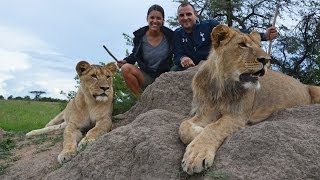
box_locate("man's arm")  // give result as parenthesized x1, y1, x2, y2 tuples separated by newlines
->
(173, 30, 185, 68)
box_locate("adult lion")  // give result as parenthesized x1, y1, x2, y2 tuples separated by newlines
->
(179, 25, 320, 174)
(26, 60, 117, 164)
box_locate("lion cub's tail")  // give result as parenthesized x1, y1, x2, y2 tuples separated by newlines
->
(308, 85, 320, 104)
(25, 111, 66, 137)
(26, 122, 66, 137)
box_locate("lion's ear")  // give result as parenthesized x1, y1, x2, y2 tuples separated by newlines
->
(76, 61, 91, 76)
(249, 31, 261, 45)
(105, 63, 117, 75)
(211, 25, 234, 49)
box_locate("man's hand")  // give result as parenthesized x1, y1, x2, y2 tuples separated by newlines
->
(117, 60, 127, 68)
(265, 26, 278, 41)
(181, 57, 195, 68)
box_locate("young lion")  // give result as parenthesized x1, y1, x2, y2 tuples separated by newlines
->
(26, 60, 117, 164)
(179, 25, 320, 174)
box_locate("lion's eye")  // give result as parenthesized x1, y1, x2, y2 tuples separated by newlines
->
(106, 75, 110, 78)
(239, 42, 247, 48)
(91, 74, 97, 79)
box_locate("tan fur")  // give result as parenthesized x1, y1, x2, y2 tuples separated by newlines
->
(26, 61, 117, 164)
(179, 25, 320, 174)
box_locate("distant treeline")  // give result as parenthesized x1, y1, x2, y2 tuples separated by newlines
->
(0, 95, 67, 103)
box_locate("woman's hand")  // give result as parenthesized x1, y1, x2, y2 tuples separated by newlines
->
(117, 60, 127, 68)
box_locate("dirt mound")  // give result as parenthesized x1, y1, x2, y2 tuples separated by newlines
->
(1, 67, 320, 180)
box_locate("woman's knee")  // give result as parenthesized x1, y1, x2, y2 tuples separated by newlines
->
(120, 64, 133, 74)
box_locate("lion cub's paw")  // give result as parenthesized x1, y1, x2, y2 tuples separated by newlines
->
(77, 138, 95, 152)
(58, 151, 77, 164)
(182, 141, 216, 175)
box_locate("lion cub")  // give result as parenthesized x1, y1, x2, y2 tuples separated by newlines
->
(26, 60, 117, 164)
(179, 25, 320, 174)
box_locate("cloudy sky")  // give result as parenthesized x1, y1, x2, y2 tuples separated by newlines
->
(0, 0, 179, 99)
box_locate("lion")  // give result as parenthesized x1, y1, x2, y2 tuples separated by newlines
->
(179, 25, 320, 174)
(26, 60, 117, 164)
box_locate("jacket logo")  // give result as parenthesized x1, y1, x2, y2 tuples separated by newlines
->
(200, 32, 205, 42)
(182, 38, 188, 43)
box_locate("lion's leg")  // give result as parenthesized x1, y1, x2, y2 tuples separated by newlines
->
(182, 115, 246, 175)
(179, 106, 219, 145)
(58, 124, 83, 164)
(309, 85, 320, 103)
(77, 117, 112, 151)
(45, 111, 65, 127)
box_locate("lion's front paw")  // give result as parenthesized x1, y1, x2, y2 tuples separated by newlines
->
(77, 138, 95, 152)
(58, 150, 77, 164)
(182, 141, 216, 175)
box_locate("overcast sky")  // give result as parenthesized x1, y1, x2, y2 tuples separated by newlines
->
(0, 0, 179, 99)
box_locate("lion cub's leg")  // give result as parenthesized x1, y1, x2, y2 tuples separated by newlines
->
(179, 106, 219, 145)
(58, 124, 83, 164)
(77, 117, 112, 151)
(182, 115, 246, 174)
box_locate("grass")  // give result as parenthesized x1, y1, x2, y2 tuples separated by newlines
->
(0, 136, 16, 175)
(0, 100, 62, 132)
(0, 138, 16, 159)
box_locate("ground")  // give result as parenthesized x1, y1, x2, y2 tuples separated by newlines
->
(0, 128, 63, 179)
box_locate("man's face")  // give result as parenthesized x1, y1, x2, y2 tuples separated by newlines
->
(177, 5, 197, 33)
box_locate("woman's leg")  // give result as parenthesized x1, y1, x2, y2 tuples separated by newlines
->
(120, 64, 144, 96)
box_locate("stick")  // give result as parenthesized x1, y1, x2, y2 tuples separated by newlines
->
(103, 45, 119, 63)
(266, 4, 280, 69)
(267, 5, 280, 56)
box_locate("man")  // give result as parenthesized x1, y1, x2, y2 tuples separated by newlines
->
(172, 2, 278, 70)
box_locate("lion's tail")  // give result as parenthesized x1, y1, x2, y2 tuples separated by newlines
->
(308, 85, 320, 104)
(26, 122, 66, 137)
(45, 110, 65, 127)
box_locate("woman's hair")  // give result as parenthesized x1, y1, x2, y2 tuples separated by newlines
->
(147, 4, 165, 18)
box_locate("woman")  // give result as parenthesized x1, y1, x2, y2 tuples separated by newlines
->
(117, 4, 174, 97)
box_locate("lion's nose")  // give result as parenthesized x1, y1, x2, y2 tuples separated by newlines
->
(257, 58, 268, 65)
(101, 86, 109, 91)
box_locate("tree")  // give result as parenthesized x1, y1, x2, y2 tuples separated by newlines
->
(0, 95, 4, 100)
(272, 12, 320, 85)
(23, 96, 31, 100)
(29, 91, 46, 100)
(112, 70, 137, 116)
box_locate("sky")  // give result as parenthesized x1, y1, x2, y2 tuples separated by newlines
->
(0, 0, 179, 100)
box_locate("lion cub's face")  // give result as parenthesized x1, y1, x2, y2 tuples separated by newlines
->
(76, 61, 117, 102)
(211, 25, 271, 89)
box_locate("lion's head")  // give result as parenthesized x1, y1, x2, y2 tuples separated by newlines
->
(209, 24, 270, 90)
(76, 61, 117, 102)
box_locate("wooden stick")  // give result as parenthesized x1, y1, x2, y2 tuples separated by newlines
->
(267, 5, 280, 56)
(103, 45, 119, 63)
(267, 4, 280, 68)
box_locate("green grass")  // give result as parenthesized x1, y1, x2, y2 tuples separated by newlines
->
(0, 100, 62, 132)
(0, 138, 16, 159)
